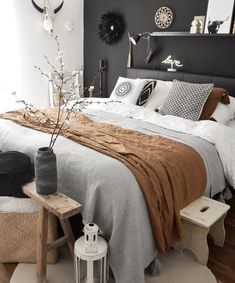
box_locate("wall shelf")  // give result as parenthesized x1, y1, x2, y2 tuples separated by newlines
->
(150, 31, 235, 37)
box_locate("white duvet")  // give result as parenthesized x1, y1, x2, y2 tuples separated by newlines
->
(74, 98, 235, 189)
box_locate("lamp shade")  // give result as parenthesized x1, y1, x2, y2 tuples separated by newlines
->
(130, 33, 142, 45)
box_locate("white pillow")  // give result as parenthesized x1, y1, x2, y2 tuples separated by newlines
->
(212, 96, 235, 124)
(110, 77, 149, 104)
(227, 119, 235, 129)
(144, 80, 173, 109)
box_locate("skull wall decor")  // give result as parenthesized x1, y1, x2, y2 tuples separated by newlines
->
(32, 0, 64, 35)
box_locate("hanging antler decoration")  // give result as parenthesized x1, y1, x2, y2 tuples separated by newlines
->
(32, 0, 64, 35)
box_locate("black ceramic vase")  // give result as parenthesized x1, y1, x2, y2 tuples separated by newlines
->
(34, 147, 57, 195)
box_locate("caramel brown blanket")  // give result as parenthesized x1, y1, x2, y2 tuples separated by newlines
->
(0, 109, 206, 253)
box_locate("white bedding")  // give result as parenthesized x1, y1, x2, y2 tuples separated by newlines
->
(76, 98, 235, 189)
(228, 119, 235, 129)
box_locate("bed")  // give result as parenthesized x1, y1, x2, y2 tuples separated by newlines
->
(1, 69, 235, 283)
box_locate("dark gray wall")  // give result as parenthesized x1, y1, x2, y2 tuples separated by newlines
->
(84, 0, 235, 97)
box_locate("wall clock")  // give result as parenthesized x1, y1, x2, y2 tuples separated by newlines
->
(155, 7, 173, 29)
(98, 12, 126, 45)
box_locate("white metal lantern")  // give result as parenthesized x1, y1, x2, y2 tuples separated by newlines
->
(74, 223, 109, 283)
(84, 223, 99, 253)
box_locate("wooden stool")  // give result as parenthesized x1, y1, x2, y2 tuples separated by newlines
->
(178, 196, 230, 265)
(23, 182, 82, 283)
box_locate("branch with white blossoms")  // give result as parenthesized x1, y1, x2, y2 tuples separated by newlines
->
(12, 92, 58, 129)
(14, 35, 121, 149)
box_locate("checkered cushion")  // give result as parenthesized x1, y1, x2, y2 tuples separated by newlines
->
(159, 80, 214, 121)
(137, 80, 157, 106)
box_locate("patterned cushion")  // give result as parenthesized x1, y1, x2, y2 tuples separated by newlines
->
(159, 80, 214, 121)
(137, 80, 157, 106)
(110, 77, 149, 104)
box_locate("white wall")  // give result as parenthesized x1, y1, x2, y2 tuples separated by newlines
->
(0, 0, 83, 109)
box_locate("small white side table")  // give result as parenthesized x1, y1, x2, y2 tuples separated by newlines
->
(74, 236, 109, 283)
(179, 196, 230, 265)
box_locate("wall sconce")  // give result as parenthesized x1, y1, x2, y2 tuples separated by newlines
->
(130, 32, 155, 64)
(130, 33, 148, 45)
(161, 55, 183, 72)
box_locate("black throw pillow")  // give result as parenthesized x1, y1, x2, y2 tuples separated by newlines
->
(137, 80, 157, 106)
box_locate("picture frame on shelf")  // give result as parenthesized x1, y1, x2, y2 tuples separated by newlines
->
(194, 16, 205, 34)
(232, 21, 235, 34)
(204, 0, 235, 34)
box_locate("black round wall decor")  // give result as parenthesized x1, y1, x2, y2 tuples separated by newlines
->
(98, 12, 126, 45)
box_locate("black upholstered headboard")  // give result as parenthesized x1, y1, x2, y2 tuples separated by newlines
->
(126, 68, 235, 98)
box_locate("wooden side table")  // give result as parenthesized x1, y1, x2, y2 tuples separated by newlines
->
(23, 182, 82, 283)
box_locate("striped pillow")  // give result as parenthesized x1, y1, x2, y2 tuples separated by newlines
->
(137, 80, 157, 106)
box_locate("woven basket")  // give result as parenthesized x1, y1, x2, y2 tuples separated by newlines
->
(0, 212, 58, 263)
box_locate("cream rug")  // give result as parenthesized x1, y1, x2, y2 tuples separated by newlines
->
(11, 248, 216, 283)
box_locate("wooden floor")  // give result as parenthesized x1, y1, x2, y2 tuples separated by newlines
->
(1, 196, 235, 283)
(208, 195, 235, 283)
(0, 263, 17, 283)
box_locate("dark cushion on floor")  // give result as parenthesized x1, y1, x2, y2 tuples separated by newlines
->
(0, 151, 34, 198)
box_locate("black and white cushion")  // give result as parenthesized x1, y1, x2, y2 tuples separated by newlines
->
(159, 80, 214, 121)
(137, 80, 157, 106)
(110, 77, 149, 104)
